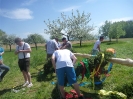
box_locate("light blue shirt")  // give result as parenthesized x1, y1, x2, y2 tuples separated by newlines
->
(46, 39, 59, 54)
(0, 47, 4, 60)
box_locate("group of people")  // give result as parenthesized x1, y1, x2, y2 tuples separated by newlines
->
(45, 36, 104, 99)
(45, 37, 84, 99)
(0, 36, 104, 99)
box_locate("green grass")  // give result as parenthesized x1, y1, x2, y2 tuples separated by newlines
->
(0, 38, 133, 99)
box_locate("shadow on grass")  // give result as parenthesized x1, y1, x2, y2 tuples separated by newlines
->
(51, 84, 61, 99)
(0, 88, 11, 96)
(73, 44, 90, 48)
(102, 41, 117, 45)
(31, 59, 56, 82)
(0, 84, 23, 96)
(50, 82, 104, 99)
(81, 90, 100, 99)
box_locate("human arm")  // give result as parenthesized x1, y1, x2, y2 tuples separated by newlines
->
(51, 53, 56, 72)
(17, 48, 31, 53)
(45, 43, 47, 51)
(15, 43, 31, 55)
(71, 54, 77, 66)
(97, 44, 100, 51)
(0, 51, 4, 56)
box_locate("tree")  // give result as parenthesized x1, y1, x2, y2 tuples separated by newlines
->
(2, 34, 16, 51)
(0, 29, 6, 43)
(123, 20, 133, 38)
(69, 10, 94, 46)
(109, 22, 125, 42)
(99, 20, 112, 40)
(25, 33, 45, 50)
(44, 10, 94, 46)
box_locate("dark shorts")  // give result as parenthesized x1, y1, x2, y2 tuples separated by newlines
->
(47, 54, 52, 60)
(18, 58, 30, 72)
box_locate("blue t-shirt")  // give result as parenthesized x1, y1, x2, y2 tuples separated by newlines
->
(0, 47, 4, 60)
(46, 39, 59, 54)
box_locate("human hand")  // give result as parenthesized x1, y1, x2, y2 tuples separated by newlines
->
(18, 50, 23, 52)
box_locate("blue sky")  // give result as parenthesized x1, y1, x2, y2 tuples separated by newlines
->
(0, 0, 133, 40)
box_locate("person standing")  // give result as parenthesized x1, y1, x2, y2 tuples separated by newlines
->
(60, 37, 72, 50)
(91, 36, 104, 55)
(51, 49, 84, 99)
(0, 45, 10, 82)
(14, 38, 33, 87)
(45, 38, 59, 60)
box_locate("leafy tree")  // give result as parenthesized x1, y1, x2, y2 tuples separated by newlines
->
(0, 29, 6, 43)
(44, 10, 94, 46)
(2, 34, 16, 51)
(99, 20, 112, 39)
(44, 19, 62, 40)
(109, 22, 125, 42)
(25, 33, 45, 50)
(69, 10, 94, 46)
(123, 20, 133, 38)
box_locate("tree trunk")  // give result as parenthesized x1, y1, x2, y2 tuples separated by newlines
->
(109, 37, 112, 42)
(35, 43, 37, 50)
(9, 45, 11, 52)
(67, 35, 70, 41)
(79, 37, 82, 47)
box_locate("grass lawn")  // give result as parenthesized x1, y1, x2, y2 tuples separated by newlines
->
(0, 38, 133, 99)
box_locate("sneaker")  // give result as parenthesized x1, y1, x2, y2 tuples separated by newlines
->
(23, 81, 29, 87)
(27, 83, 33, 88)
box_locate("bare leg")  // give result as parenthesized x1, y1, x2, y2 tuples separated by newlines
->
(22, 71, 28, 82)
(59, 85, 65, 98)
(73, 83, 81, 96)
(26, 72, 31, 83)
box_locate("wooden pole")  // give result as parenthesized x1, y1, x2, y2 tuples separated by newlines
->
(74, 53, 133, 67)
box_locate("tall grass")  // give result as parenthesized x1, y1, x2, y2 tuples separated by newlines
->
(0, 38, 133, 99)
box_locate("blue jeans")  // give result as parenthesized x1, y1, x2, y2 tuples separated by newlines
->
(91, 49, 99, 55)
(0, 64, 10, 80)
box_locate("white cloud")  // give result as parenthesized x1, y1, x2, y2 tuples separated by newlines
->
(110, 17, 133, 23)
(18, 32, 50, 40)
(21, 0, 37, 6)
(0, 8, 33, 20)
(59, 6, 80, 12)
(98, 17, 133, 27)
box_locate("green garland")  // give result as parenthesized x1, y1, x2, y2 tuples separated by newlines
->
(75, 51, 114, 80)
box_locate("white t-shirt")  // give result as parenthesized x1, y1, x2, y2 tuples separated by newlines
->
(52, 49, 74, 69)
(93, 40, 101, 50)
(16, 42, 30, 59)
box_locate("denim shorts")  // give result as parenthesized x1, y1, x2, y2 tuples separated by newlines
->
(56, 67, 77, 86)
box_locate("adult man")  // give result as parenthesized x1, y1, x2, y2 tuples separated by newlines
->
(51, 49, 84, 99)
(91, 36, 104, 55)
(60, 37, 72, 50)
(0, 45, 10, 82)
(14, 38, 33, 87)
(45, 38, 59, 60)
